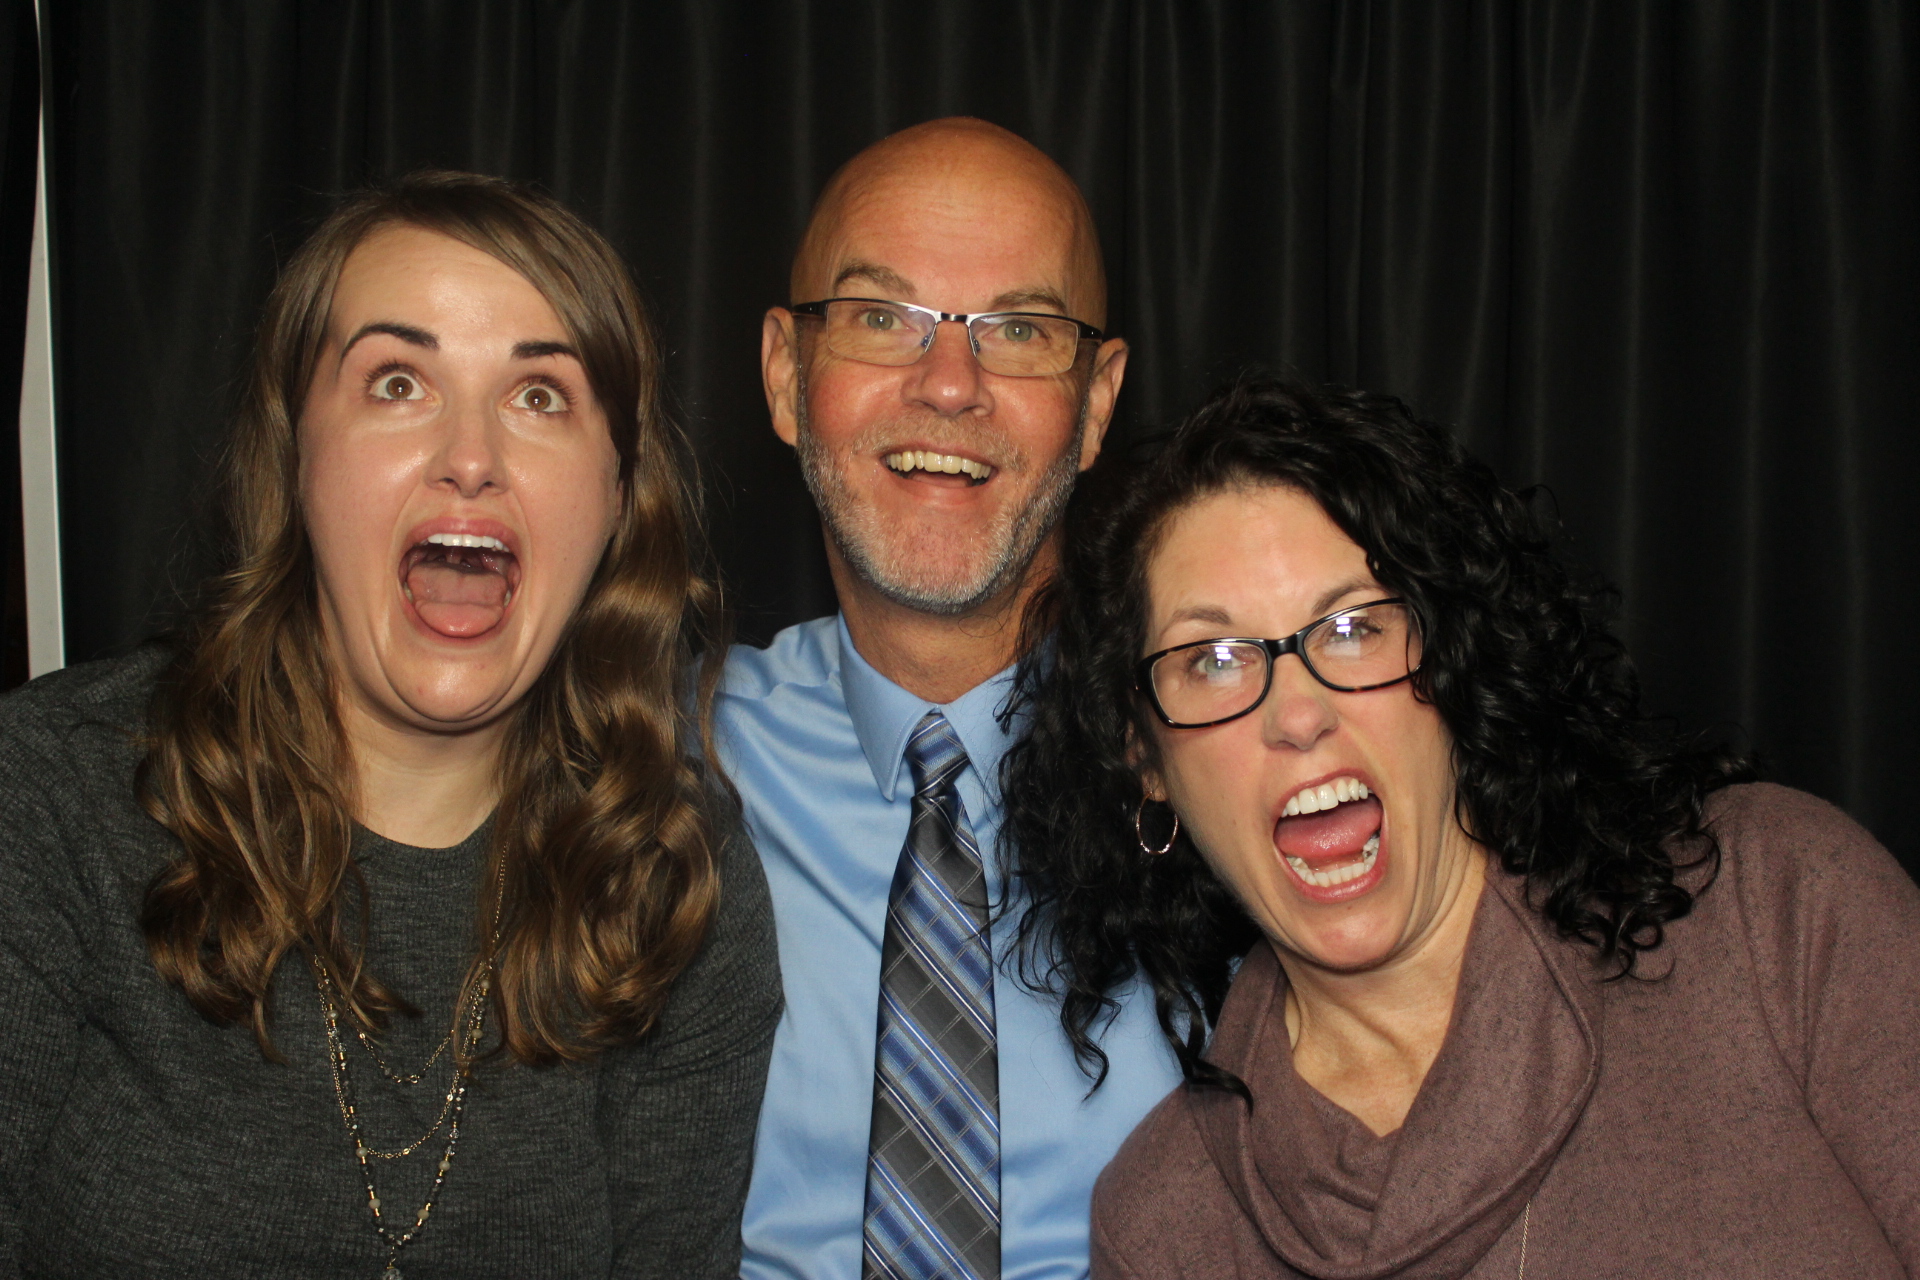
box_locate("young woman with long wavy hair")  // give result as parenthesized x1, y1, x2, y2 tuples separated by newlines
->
(0, 172, 778, 1279)
(1002, 377, 1920, 1278)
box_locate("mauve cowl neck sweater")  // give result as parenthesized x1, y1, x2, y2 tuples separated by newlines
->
(1091, 784, 1920, 1279)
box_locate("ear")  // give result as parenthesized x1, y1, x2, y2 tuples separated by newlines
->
(1075, 337, 1129, 471)
(1124, 720, 1169, 802)
(761, 307, 802, 447)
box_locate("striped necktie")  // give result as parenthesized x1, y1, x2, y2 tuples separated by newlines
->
(862, 710, 1001, 1280)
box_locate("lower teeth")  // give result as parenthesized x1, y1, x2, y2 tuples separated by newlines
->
(1286, 832, 1380, 888)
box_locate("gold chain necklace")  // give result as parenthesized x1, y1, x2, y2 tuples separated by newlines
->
(312, 867, 507, 1279)
(313, 956, 488, 1276)
(354, 1018, 454, 1086)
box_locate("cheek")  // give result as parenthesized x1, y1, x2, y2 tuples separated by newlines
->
(801, 361, 894, 442)
(299, 426, 415, 589)
(993, 381, 1083, 460)
(1360, 695, 1457, 821)
(1156, 728, 1268, 860)
(524, 439, 623, 586)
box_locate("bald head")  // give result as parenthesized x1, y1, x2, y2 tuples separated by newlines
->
(791, 118, 1108, 328)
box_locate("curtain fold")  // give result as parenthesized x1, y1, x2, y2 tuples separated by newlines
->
(36, 0, 1918, 868)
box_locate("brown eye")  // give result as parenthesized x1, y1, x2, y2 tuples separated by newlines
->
(370, 372, 423, 401)
(511, 382, 568, 414)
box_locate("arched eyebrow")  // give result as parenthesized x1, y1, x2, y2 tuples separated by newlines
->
(511, 340, 577, 361)
(1161, 580, 1382, 636)
(1308, 579, 1382, 619)
(989, 287, 1070, 314)
(339, 321, 436, 364)
(832, 261, 915, 297)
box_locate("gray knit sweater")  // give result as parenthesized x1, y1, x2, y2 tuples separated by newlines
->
(0, 651, 782, 1279)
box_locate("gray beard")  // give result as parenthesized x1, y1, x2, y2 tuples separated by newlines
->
(793, 366, 1087, 617)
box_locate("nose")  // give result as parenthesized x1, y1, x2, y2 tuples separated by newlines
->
(904, 319, 992, 418)
(428, 396, 508, 500)
(1260, 655, 1339, 752)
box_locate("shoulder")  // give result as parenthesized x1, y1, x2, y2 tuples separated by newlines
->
(717, 616, 841, 703)
(711, 618, 861, 794)
(1703, 782, 1915, 915)
(0, 648, 166, 839)
(1693, 783, 1919, 1063)
(702, 797, 779, 981)
(0, 651, 172, 978)
(1092, 1086, 1243, 1275)
(653, 791, 782, 1034)
(0, 647, 163, 760)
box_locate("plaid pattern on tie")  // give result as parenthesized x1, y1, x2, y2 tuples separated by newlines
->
(862, 710, 1000, 1280)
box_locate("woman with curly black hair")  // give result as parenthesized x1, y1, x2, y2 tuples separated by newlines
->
(1002, 376, 1920, 1278)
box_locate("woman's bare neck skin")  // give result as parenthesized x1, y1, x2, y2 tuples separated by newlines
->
(1278, 850, 1489, 1137)
(340, 696, 505, 850)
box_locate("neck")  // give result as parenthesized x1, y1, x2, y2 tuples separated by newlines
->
(339, 695, 506, 849)
(1276, 847, 1489, 1136)
(830, 531, 1055, 704)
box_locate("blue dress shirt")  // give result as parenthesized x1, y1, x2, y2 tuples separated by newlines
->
(718, 616, 1183, 1280)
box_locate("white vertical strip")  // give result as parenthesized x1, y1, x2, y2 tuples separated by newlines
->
(18, 15, 61, 677)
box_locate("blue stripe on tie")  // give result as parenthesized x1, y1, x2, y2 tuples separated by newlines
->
(866, 1158, 988, 1280)
(875, 1004, 1000, 1182)
(892, 873, 995, 1020)
(877, 1075, 999, 1218)
(875, 991, 998, 1141)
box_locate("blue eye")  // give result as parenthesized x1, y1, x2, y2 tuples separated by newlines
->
(1187, 644, 1254, 681)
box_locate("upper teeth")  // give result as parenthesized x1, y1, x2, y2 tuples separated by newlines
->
(1282, 776, 1371, 817)
(885, 451, 993, 481)
(425, 533, 509, 551)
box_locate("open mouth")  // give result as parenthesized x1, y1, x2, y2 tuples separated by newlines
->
(400, 532, 520, 639)
(1273, 776, 1384, 894)
(883, 449, 995, 487)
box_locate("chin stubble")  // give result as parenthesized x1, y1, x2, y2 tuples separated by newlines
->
(793, 369, 1086, 616)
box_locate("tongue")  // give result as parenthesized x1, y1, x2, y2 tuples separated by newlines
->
(1275, 795, 1382, 866)
(406, 552, 511, 638)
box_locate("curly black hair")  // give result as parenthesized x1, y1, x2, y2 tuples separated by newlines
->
(999, 376, 1753, 1091)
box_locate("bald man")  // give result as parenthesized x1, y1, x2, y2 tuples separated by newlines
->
(715, 119, 1181, 1280)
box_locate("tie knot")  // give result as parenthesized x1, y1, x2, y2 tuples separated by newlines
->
(905, 710, 969, 797)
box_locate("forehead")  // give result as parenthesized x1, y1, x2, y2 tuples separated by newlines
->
(328, 225, 559, 333)
(1148, 485, 1373, 615)
(813, 170, 1083, 310)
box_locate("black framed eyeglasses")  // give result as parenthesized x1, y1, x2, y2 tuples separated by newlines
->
(1135, 599, 1423, 729)
(790, 297, 1103, 378)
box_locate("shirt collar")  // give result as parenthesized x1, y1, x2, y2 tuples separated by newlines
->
(836, 613, 1022, 803)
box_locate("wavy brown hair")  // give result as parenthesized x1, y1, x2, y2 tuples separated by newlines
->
(138, 171, 728, 1065)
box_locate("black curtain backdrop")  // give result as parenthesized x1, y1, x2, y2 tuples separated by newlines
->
(0, 0, 36, 689)
(17, 2, 1918, 871)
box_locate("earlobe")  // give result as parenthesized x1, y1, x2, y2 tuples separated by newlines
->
(1077, 338, 1129, 471)
(761, 308, 801, 447)
(1124, 724, 1168, 803)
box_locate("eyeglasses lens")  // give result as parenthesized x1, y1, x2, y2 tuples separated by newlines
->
(1149, 603, 1419, 726)
(820, 300, 1082, 376)
(1151, 641, 1270, 727)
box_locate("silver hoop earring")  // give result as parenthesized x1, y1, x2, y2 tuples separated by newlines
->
(1135, 796, 1179, 856)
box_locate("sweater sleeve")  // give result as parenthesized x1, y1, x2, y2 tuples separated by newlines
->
(601, 811, 782, 1279)
(1725, 785, 1920, 1269)
(0, 704, 98, 1278)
